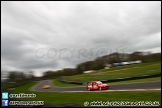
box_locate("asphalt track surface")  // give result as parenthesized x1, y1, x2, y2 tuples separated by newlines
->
(30, 80, 161, 92)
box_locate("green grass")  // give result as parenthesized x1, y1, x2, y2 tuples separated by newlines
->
(52, 77, 161, 87)
(2, 81, 31, 89)
(8, 82, 161, 106)
(65, 61, 161, 82)
(2, 83, 15, 89)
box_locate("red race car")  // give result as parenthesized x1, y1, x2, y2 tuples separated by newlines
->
(86, 81, 109, 91)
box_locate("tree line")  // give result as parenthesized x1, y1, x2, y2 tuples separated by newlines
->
(6, 51, 161, 83)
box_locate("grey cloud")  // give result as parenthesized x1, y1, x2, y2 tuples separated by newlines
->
(1, 1, 161, 76)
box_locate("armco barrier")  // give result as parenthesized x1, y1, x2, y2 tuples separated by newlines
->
(101, 74, 161, 83)
(59, 79, 82, 84)
(59, 74, 161, 85)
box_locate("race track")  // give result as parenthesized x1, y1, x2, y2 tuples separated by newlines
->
(30, 80, 161, 92)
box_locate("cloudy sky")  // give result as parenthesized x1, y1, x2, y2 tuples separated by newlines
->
(1, 1, 161, 76)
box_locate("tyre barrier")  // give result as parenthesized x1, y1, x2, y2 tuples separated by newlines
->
(59, 74, 161, 85)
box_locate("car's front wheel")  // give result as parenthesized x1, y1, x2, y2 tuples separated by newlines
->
(99, 87, 102, 90)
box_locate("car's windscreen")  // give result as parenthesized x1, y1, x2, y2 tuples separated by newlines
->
(96, 81, 102, 84)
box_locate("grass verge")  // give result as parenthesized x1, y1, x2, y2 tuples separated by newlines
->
(65, 61, 161, 82)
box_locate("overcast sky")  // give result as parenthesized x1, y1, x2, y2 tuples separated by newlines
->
(1, 1, 161, 76)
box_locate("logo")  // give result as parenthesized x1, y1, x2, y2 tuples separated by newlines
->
(2, 92, 8, 99)
(84, 101, 89, 106)
(2, 100, 8, 106)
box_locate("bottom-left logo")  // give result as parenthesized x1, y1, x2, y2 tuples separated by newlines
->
(2, 100, 8, 106)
